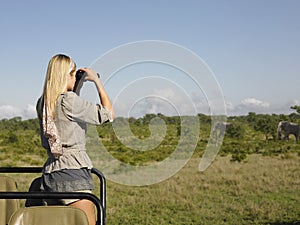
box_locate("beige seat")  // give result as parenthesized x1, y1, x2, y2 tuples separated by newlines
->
(8, 206, 89, 225)
(0, 176, 19, 225)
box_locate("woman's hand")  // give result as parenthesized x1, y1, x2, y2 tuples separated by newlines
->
(78, 67, 115, 120)
(79, 68, 101, 83)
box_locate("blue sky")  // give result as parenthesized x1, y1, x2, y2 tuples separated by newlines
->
(0, 0, 299, 119)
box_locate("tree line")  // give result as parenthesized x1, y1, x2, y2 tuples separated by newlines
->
(0, 106, 299, 165)
(1, 106, 299, 140)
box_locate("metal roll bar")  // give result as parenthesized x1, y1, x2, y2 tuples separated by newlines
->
(0, 167, 106, 225)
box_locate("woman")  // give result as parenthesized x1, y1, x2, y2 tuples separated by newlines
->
(36, 54, 114, 225)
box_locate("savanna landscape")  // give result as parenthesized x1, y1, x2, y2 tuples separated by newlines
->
(0, 107, 299, 225)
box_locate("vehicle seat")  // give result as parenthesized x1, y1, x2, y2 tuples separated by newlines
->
(0, 176, 19, 225)
(8, 206, 89, 225)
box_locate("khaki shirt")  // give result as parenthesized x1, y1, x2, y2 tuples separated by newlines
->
(37, 91, 113, 173)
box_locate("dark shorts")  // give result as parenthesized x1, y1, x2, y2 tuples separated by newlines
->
(41, 168, 94, 206)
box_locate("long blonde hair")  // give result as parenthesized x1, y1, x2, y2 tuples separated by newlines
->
(42, 54, 76, 117)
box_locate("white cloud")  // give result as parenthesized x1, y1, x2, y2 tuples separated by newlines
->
(273, 99, 300, 114)
(0, 104, 36, 120)
(115, 88, 201, 118)
(225, 101, 235, 111)
(288, 99, 300, 107)
(0, 105, 21, 119)
(240, 98, 270, 108)
(22, 104, 37, 119)
(116, 91, 300, 117)
(225, 98, 300, 115)
(226, 97, 270, 115)
(125, 88, 190, 117)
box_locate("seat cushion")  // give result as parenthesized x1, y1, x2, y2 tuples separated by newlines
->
(8, 206, 89, 225)
(0, 176, 19, 225)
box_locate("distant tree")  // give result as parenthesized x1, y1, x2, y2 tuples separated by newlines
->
(143, 114, 157, 124)
(246, 112, 257, 125)
(278, 114, 289, 122)
(157, 113, 166, 119)
(289, 113, 300, 122)
(0, 117, 23, 130)
(291, 105, 300, 114)
(165, 116, 180, 125)
(226, 123, 245, 139)
(197, 113, 211, 124)
(253, 114, 277, 140)
(7, 131, 19, 143)
(128, 117, 136, 124)
(21, 118, 40, 131)
(134, 118, 143, 126)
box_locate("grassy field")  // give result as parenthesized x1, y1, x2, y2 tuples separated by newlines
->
(4, 153, 299, 225)
(103, 154, 300, 225)
(1, 116, 300, 224)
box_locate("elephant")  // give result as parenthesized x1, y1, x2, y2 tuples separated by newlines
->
(277, 121, 299, 142)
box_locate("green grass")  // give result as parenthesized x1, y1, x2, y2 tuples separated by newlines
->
(3, 153, 299, 224)
(1, 116, 300, 224)
(103, 154, 300, 225)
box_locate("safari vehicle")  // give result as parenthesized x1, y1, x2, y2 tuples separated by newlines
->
(0, 167, 106, 225)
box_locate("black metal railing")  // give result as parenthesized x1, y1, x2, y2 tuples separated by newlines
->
(0, 167, 106, 225)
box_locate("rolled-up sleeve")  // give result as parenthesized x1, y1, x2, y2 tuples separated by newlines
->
(61, 92, 113, 125)
(97, 104, 114, 123)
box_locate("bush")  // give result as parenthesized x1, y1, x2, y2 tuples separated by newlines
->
(7, 132, 19, 144)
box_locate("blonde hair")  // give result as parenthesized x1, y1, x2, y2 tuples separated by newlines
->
(42, 54, 76, 117)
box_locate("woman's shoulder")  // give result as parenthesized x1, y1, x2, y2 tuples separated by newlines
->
(59, 91, 79, 110)
(60, 91, 81, 104)
(62, 91, 78, 99)
(59, 91, 90, 113)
